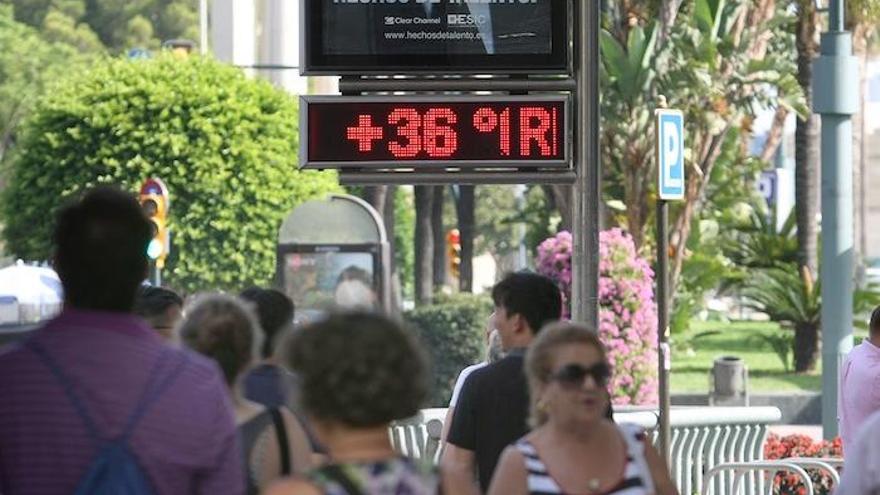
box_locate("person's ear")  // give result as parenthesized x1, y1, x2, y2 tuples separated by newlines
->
(512, 313, 528, 335)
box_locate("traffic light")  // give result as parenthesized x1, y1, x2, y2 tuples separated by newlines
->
(139, 179, 170, 269)
(447, 228, 461, 280)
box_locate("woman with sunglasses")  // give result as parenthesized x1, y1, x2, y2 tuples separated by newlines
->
(488, 322, 677, 495)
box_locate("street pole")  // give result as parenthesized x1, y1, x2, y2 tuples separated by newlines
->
(572, 0, 600, 328)
(150, 262, 161, 286)
(656, 200, 671, 461)
(814, 0, 858, 439)
(654, 103, 683, 462)
(199, 0, 208, 55)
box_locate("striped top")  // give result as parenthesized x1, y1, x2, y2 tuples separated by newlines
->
(514, 423, 654, 495)
(0, 309, 245, 495)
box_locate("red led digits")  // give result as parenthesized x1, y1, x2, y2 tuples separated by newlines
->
(387, 107, 458, 158)
(346, 114, 384, 152)
(473, 107, 511, 156)
(424, 108, 458, 158)
(316, 99, 566, 165)
(520, 107, 553, 157)
(388, 108, 422, 158)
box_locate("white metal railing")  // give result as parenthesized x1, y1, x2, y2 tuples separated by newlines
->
(388, 408, 446, 463)
(389, 406, 783, 495)
(702, 461, 815, 495)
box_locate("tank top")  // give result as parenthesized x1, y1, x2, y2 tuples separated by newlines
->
(514, 423, 655, 495)
(238, 408, 290, 495)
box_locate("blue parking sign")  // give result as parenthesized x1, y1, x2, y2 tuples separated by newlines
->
(656, 109, 685, 201)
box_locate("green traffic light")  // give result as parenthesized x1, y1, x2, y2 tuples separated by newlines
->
(147, 238, 164, 260)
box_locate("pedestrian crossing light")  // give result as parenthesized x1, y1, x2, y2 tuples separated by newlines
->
(139, 178, 170, 269)
(447, 228, 461, 280)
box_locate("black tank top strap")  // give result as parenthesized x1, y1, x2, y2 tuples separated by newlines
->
(269, 407, 291, 475)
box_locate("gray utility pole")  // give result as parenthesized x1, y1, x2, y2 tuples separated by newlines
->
(814, 0, 858, 439)
(571, 0, 600, 328)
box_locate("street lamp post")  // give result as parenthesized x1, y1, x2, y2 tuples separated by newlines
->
(814, 0, 858, 439)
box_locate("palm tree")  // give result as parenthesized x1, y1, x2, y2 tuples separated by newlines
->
(742, 263, 820, 373)
(793, 0, 820, 278)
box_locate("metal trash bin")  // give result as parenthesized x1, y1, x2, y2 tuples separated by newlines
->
(710, 356, 749, 406)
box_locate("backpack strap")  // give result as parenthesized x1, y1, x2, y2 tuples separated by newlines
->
(26, 339, 186, 444)
(120, 351, 189, 441)
(269, 407, 291, 475)
(25, 340, 101, 442)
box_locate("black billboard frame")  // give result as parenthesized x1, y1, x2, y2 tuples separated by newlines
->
(300, 0, 570, 75)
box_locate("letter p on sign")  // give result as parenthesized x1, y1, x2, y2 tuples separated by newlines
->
(656, 109, 685, 201)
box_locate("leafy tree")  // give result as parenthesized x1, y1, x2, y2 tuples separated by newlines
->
(723, 207, 799, 277)
(0, 5, 85, 163)
(2, 55, 339, 292)
(474, 186, 518, 264)
(602, 0, 806, 297)
(405, 293, 491, 406)
(1, 0, 199, 53)
(473, 185, 555, 273)
(742, 264, 820, 372)
(742, 263, 880, 372)
(394, 186, 415, 300)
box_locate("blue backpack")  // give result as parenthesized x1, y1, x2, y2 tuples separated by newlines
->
(27, 341, 188, 495)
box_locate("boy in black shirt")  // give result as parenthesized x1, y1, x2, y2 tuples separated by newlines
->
(443, 272, 562, 493)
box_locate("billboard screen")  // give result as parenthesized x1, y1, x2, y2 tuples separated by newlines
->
(302, 0, 569, 74)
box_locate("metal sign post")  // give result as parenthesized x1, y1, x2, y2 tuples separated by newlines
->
(571, 0, 600, 328)
(655, 108, 684, 462)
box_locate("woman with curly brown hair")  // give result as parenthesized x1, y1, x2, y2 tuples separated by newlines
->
(265, 311, 438, 495)
(488, 322, 677, 495)
(179, 294, 314, 495)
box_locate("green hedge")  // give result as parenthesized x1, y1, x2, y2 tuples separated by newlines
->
(404, 293, 493, 407)
(2, 54, 340, 292)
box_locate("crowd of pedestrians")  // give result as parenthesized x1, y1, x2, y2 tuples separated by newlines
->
(0, 184, 772, 495)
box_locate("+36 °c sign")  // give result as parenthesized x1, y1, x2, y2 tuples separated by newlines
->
(656, 109, 685, 201)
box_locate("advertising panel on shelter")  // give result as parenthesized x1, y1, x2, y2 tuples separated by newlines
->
(301, 0, 569, 74)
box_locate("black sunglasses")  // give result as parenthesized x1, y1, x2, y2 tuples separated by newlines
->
(550, 362, 611, 388)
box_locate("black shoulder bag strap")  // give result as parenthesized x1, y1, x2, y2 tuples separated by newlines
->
(269, 407, 291, 475)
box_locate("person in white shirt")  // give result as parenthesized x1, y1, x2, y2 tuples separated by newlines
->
(836, 409, 880, 495)
(443, 315, 504, 442)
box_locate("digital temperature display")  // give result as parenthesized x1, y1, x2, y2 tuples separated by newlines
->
(300, 95, 570, 169)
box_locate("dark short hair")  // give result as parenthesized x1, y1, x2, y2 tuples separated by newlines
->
(491, 272, 562, 335)
(179, 294, 262, 385)
(53, 186, 151, 312)
(239, 287, 294, 358)
(134, 286, 183, 320)
(286, 312, 428, 427)
(870, 305, 880, 336)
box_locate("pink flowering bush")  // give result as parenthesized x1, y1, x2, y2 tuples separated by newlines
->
(536, 229, 658, 405)
(536, 231, 573, 316)
(764, 434, 842, 495)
